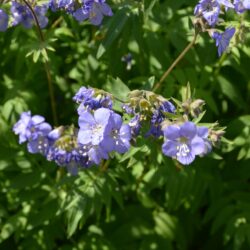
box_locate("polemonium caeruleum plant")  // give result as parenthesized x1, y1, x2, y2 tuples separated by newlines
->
(9, 0, 250, 173)
(2, 0, 250, 248)
(13, 85, 223, 174)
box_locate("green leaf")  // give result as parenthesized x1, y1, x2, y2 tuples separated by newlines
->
(106, 76, 130, 102)
(217, 76, 245, 108)
(97, 8, 129, 59)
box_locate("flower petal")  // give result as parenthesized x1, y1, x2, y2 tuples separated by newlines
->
(163, 125, 180, 140)
(99, 3, 113, 16)
(78, 111, 95, 128)
(180, 122, 197, 139)
(197, 126, 208, 138)
(94, 108, 111, 125)
(111, 112, 123, 129)
(162, 140, 178, 157)
(78, 129, 92, 144)
(177, 152, 195, 165)
(191, 136, 206, 155)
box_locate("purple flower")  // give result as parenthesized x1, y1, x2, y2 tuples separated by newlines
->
(47, 147, 83, 175)
(34, 5, 49, 28)
(217, 0, 235, 8)
(121, 53, 133, 70)
(147, 101, 176, 138)
(48, 0, 75, 13)
(101, 112, 131, 154)
(73, 86, 113, 113)
(197, 126, 212, 155)
(129, 114, 141, 137)
(58, 0, 75, 12)
(73, 0, 113, 26)
(73, 86, 94, 103)
(234, 0, 250, 13)
(212, 27, 235, 56)
(160, 101, 176, 114)
(13, 111, 52, 144)
(78, 108, 112, 146)
(122, 104, 135, 115)
(194, 0, 220, 26)
(46, 127, 95, 174)
(0, 9, 8, 32)
(162, 122, 209, 165)
(27, 136, 51, 155)
(77, 108, 131, 162)
(11, 2, 48, 29)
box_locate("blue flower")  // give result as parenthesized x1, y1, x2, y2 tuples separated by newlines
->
(73, 86, 94, 104)
(78, 108, 112, 146)
(217, 0, 235, 8)
(128, 114, 141, 137)
(121, 53, 133, 70)
(101, 112, 131, 154)
(13, 111, 52, 144)
(194, 0, 220, 26)
(73, 86, 113, 113)
(11, 2, 48, 29)
(47, 147, 85, 175)
(234, 0, 250, 13)
(212, 27, 235, 56)
(73, 0, 113, 26)
(27, 136, 51, 155)
(0, 9, 8, 32)
(48, 0, 75, 13)
(162, 122, 209, 165)
(147, 101, 176, 138)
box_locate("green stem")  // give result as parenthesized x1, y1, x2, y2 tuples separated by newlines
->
(152, 32, 199, 92)
(23, 0, 58, 126)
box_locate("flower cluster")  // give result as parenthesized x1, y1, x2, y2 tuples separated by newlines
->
(194, 0, 250, 56)
(0, 0, 112, 32)
(0, 2, 48, 31)
(13, 87, 131, 174)
(73, 0, 113, 26)
(123, 90, 176, 138)
(73, 86, 113, 115)
(13, 85, 222, 174)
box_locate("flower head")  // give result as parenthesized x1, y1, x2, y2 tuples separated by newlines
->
(234, 0, 250, 13)
(162, 122, 210, 165)
(13, 111, 52, 144)
(194, 0, 220, 27)
(11, 2, 48, 29)
(73, 0, 113, 26)
(147, 101, 176, 138)
(212, 27, 235, 56)
(73, 86, 113, 113)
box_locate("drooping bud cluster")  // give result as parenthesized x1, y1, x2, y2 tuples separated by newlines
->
(123, 90, 176, 138)
(194, 0, 250, 56)
(73, 86, 113, 114)
(13, 85, 223, 174)
(0, 0, 112, 32)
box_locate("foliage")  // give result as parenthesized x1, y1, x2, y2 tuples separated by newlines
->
(1, 0, 250, 249)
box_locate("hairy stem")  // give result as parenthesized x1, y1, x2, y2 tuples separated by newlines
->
(152, 32, 199, 92)
(23, 0, 58, 126)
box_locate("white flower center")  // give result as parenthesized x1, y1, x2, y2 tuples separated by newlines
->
(176, 144, 190, 157)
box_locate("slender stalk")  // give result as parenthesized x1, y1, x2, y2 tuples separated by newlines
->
(100, 160, 110, 172)
(23, 0, 58, 125)
(152, 32, 199, 92)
